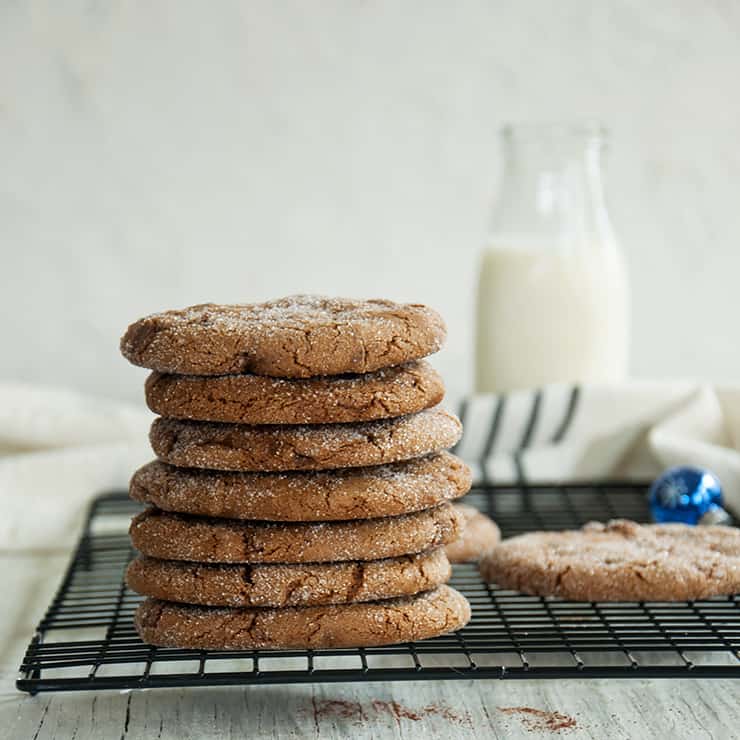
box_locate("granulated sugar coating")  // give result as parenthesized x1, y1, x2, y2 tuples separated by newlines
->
(481, 519, 740, 601)
(120, 296, 446, 377)
(134, 585, 471, 649)
(149, 406, 462, 472)
(145, 360, 444, 425)
(129, 503, 464, 564)
(130, 452, 471, 521)
(126, 548, 451, 607)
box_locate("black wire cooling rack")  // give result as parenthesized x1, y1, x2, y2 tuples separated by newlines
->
(17, 482, 740, 694)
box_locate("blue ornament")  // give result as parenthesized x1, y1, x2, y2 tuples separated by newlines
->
(649, 466, 729, 525)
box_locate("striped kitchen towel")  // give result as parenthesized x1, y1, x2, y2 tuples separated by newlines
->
(450, 381, 740, 513)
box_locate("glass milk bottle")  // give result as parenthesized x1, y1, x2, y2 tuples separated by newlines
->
(475, 123, 629, 393)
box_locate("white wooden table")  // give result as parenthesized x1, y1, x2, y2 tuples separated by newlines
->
(4, 550, 738, 740)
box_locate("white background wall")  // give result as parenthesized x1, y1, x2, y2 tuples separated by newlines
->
(2, 1, 740, 403)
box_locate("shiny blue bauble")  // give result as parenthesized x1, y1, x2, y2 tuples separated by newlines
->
(649, 466, 725, 525)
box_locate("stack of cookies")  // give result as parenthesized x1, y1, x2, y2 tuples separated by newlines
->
(120, 296, 472, 649)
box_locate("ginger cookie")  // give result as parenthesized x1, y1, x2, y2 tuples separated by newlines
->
(126, 548, 451, 608)
(480, 519, 740, 601)
(445, 504, 501, 563)
(130, 503, 463, 564)
(130, 453, 471, 522)
(149, 407, 461, 472)
(144, 360, 444, 425)
(121, 295, 446, 377)
(134, 585, 471, 649)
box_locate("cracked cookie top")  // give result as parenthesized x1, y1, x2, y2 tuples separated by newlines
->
(480, 519, 740, 601)
(144, 360, 444, 425)
(126, 548, 451, 608)
(148, 406, 462, 472)
(120, 295, 446, 377)
(130, 452, 471, 521)
(129, 502, 464, 563)
(134, 585, 471, 649)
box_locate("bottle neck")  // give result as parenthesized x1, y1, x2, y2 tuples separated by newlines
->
(491, 127, 615, 248)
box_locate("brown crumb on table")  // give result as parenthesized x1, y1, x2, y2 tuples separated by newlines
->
(422, 703, 474, 727)
(498, 706, 578, 733)
(311, 698, 367, 725)
(371, 699, 472, 726)
(372, 700, 422, 721)
(305, 698, 472, 728)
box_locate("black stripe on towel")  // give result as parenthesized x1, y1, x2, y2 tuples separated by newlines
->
(478, 396, 506, 485)
(550, 385, 581, 443)
(450, 397, 469, 454)
(513, 453, 527, 486)
(517, 390, 543, 450)
(513, 389, 543, 485)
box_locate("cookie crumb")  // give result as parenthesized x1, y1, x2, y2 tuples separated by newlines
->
(303, 698, 472, 728)
(498, 706, 578, 733)
(371, 700, 472, 726)
(311, 698, 367, 725)
(372, 699, 422, 721)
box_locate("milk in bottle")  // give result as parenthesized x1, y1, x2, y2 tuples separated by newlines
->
(475, 124, 629, 393)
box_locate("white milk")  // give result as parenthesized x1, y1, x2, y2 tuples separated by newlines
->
(475, 239, 629, 393)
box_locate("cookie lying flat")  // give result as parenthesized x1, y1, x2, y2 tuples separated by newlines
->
(126, 548, 451, 608)
(149, 407, 461, 472)
(445, 504, 501, 563)
(130, 504, 463, 564)
(135, 585, 470, 649)
(121, 295, 446, 377)
(480, 519, 740, 601)
(145, 361, 444, 425)
(130, 453, 471, 521)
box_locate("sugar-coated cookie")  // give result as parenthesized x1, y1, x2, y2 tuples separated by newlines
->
(480, 519, 740, 601)
(135, 585, 471, 648)
(145, 360, 444, 425)
(130, 453, 471, 521)
(445, 504, 501, 563)
(130, 503, 464, 564)
(121, 296, 446, 377)
(126, 548, 451, 607)
(149, 407, 462, 472)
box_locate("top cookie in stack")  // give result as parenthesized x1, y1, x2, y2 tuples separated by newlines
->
(121, 296, 446, 378)
(121, 296, 472, 650)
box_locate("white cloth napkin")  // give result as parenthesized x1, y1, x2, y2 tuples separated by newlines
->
(0, 382, 151, 550)
(2, 380, 739, 550)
